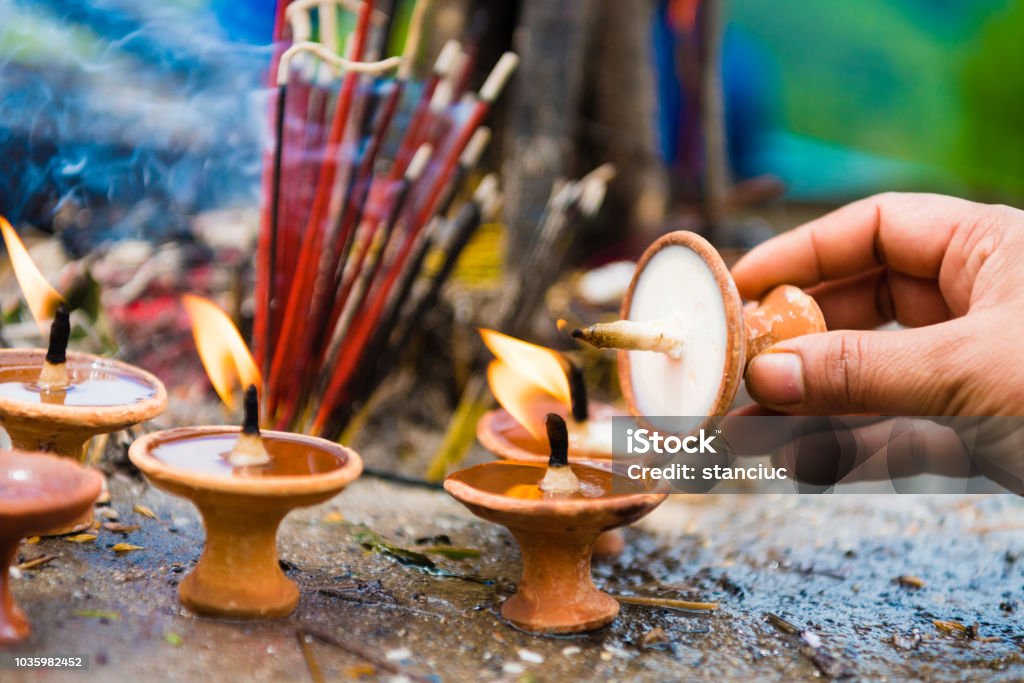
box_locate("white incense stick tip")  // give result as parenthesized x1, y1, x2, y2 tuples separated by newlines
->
(473, 174, 498, 205)
(459, 127, 491, 167)
(578, 178, 608, 218)
(434, 40, 462, 76)
(583, 163, 617, 184)
(428, 80, 453, 112)
(479, 52, 520, 102)
(484, 191, 504, 221)
(577, 163, 616, 216)
(475, 174, 503, 220)
(447, 52, 470, 86)
(405, 144, 433, 181)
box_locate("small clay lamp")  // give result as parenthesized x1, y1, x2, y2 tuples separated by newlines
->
(446, 414, 668, 634)
(0, 219, 167, 463)
(0, 306, 168, 460)
(1, 450, 103, 644)
(571, 231, 826, 432)
(129, 386, 363, 619)
(475, 329, 628, 557)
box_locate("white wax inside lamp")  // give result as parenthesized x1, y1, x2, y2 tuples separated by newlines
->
(585, 245, 729, 417)
(624, 245, 728, 417)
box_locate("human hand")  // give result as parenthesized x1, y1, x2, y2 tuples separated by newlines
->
(731, 192, 1024, 416)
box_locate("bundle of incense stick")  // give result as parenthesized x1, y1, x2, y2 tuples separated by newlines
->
(254, 0, 516, 438)
(426, 164, 615, 479)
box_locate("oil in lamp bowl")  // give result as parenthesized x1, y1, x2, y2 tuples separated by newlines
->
(128, 426, 362, 620)
(445, 460, 667, 634)
(0, 450, 103, 644)
(0, 348, 168, 458)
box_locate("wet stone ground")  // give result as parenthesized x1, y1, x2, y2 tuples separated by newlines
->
(5, 471, 1024, 682)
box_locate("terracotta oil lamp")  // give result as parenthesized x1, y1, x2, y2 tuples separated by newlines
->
(476, 329, 631, 558)
(572, 230, 826, 432)
(1, 450, 103, 644)
(129, 386, 363, 619)
(447, 414, 667, 634)
(0, 218, 168, 466)
(0, 307, 168, 460)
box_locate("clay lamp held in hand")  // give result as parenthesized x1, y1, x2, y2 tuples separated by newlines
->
(475, 329, 629, 557)
(0, 219, 167, 463)
(128, 297, 363, 619)
(446, 414, 668, 634)
(571, 231, 825, 432)
(1, 451, 103, 644)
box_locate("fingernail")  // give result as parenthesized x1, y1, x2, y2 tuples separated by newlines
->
(747, 352, 804, 405)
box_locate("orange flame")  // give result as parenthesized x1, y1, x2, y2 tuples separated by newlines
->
(1, 216, 63, 334)
(183, 294, 260, 409)
(480, 328, 570, 441)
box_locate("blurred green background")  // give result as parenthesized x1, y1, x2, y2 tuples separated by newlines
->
(721, 0, 1024, 201)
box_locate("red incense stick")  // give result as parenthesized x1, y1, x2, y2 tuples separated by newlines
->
(309, 54, 518, 431)
(411, 53, 517, 231)
(266, 0, 375, 413)
(390, 40, 460, 180)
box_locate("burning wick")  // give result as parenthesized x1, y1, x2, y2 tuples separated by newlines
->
(538, 414, 581, 495)
(570, 318, 687, 360)
(560, 361, 615, 455)
(228, 385, 271, 467)
(565, 359, 589, 423)
(38, 305, 71, 392)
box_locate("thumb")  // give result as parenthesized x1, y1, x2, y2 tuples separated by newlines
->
(745, 324, 968, 415)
